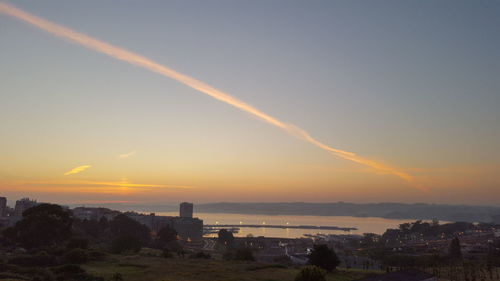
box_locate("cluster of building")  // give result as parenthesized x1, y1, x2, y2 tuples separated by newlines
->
(71, 202, 203, 243)
(0, 197, 203, 243)
(0, 197, 39, 226)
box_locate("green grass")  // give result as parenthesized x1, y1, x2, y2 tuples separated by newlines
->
(82, 255, 377, 281)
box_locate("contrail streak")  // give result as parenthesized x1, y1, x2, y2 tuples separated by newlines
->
(0, 3, 422, 190)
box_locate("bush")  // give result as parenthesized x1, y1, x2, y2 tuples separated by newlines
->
(189, 252, 211, 259)
(308, 244, 340, 271)
(111, 235, 141, 254)
(223, 247, 255, 261)
(88, 250, 107, 261)
(8, 252, 58, 267)
(52, 264, 85, 274)
(67, 237, 89, 250)
(162, 248, 174, 258)
(295, 266, 326, 281)
(51, 264, 104, 281)
(41, 245, 67, 256)
(64, 248, 88, 264)
(235, 248, 254, 261)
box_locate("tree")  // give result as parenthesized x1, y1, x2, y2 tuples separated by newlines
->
(109, 214, 150, 243)
(217, 229, 234, 246)
(10, 203, 73, 248)
(449, 236, 462, 259)
(157, 226, 177, 244)
(309, 244, 340, 271)
(295, 266, 326, 281)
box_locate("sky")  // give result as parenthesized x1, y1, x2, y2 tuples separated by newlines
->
(0, 0, 499, 206)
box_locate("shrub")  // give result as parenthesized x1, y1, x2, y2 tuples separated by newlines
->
(51, 264, 85, 274)
(22, 267, 55, 281)
(88, 250, 107, 261)
(8, 252, 58, 267)
(111, 273, 123, 281)
(223, 247, 254, 261)
(234, 248, 254, 261)
(64, 248, 89, 264)
(67, 237, 89, 250)
(111, 235, 141, 254)
(308, 244, 340, 271)
(189, 252, 211, 259)
(294, 266, 326, 281)
(162, 248, 174, 258)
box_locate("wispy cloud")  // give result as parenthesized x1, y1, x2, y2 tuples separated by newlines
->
(78, 200, 137, 204)
(118, 151, 136, 158)
(10, 179, 194, 194)
(0, 2, 420, 189)
(64, 165, 92, 176)
(16, 179, 193, 189)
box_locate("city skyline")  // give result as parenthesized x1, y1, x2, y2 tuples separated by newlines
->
(0, 1, 498, 205)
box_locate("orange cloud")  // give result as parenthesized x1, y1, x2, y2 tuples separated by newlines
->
(64, 165, 92, 176)
(118, 151, 136, 158)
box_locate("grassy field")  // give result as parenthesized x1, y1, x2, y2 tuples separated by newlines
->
(82, 254, 377, 281)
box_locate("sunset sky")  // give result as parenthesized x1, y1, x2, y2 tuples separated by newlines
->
(0, 1, 499, 206)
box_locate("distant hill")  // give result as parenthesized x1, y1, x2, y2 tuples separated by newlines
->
(71, 202, 500, 223)
(194, 202, 500, 223)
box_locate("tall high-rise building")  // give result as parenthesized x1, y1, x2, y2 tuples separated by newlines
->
(179, 202, 193, 218)
(0, 197, 6, 217)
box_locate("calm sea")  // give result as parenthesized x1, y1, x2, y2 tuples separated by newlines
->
(156, 212, 413, 238)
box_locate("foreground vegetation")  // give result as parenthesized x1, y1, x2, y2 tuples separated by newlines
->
(82, 253, 375, 281)
(0, 203, 377, 281)
(2, 203, 499, 281)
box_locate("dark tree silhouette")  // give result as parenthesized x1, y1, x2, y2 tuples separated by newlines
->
(109, 214, 150, 243)
(217, 229, 235, 246)
(309, 244, 340, 272)
(10, 203, 73, 248)
(158, 226, 177, 244)
(449, 236, 462, 259)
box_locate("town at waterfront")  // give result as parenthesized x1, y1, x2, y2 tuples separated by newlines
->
(1, 197, 499, 281)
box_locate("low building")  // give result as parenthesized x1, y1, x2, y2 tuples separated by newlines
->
(126, 212, 174, 233)
(72, 207, 121, 221)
